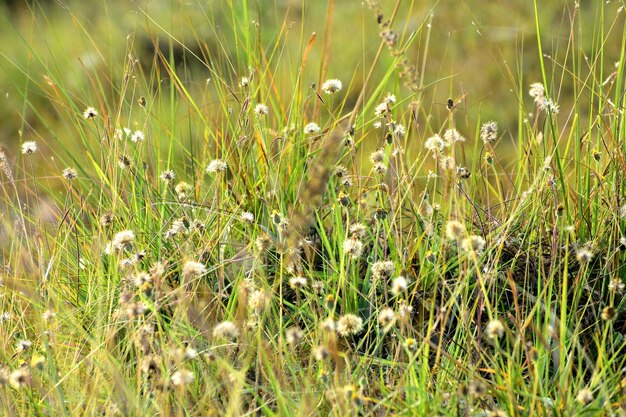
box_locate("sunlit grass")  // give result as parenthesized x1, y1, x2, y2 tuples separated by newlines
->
(0, 0, 625, 416)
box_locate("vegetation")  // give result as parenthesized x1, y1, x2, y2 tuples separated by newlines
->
(1, 0, 626, 415)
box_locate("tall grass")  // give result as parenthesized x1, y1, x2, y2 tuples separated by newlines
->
(0, 0, 625, 415)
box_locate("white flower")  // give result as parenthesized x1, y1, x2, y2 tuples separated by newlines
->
(21, 141, 38, 155)
(485, 319, 505, 340)
(394, 124, 406, 137)
(443, 128, 465, 145)
(343, 238, 363, 260)
(240, 212, 254, 223)
(304, 122, 321, 134)
(240, 77, 250, 87)
(461, 235, 486, 254)
(480, 121, 498, 143)
(62, 167, 78, 180)
(336, 314, 363, 336)
(254, 103, 269, 116)
(321, 79, 342, 94)
(206, 159, 228, 174)
(374, 102, 389, 117)
(171, 369, 194, 386)
(130, 130, 145, 143)
(213, 321, 240, 339)
(83, 106, 98, 119)
(446, 220, 466, 240)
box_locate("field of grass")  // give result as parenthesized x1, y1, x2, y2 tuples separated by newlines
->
(1, 0, 626, 415)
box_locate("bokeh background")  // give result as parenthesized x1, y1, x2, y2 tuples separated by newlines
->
(0, 0, 624, 164)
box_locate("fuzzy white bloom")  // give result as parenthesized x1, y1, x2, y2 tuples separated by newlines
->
(130, 130, 145, 143)
(321, 79, 342, 94)
(336, 314, 364, 336)
(21, 141, 38, 155)
(254, 103, 269, 116)
(343, 238, 364, 259)
(206, 159, 228, 174)
(480, 121, 498, 143)
(171, 369, 194, 386)
(182, 261, 206, 279)
(213, 321, 240, 339)
(62, 167, 78, 180)
(374, 102, 389, 117)
(160, 170, 175, 182)
(240, 211, 255, 223)
(446, 220, 466, 240)
(443, 128, 465, 145)
(394, 124, 406, 137)
(240, 77, 250, 87)
(289, 276, 307, 289)
(371, 260, 395, 280)
(384, 93, 396, 104)
(461, 235, 486, 254)
(391, 275, 408, 295)
(83, 106, 98, 119)
(378, 307, 396, 330)
(485, 319, 505, 340)
(112, 230, 135, 252)
(425, 134, 444, 152)
(304, 122, 321, 134)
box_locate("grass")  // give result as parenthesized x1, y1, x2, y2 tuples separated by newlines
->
(1, 0, 626, 415)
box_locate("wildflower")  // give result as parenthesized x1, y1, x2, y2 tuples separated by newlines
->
(443, 128, 465, 145)
(375, 102, 390, 118)
(461, 235, 486, 254)
(285, 327, 303, 346)
(182, 261, 206, 280)
(304, 122, 321, 134)
(576, 247, 593, 264)
(126, 302, 147, 318)
(21, 141, 37, 155)
(313, 345, 329, 361)
(255, 234, 272, 252)
(336, 314, 363, 337)
(576, 388, 593, 405)
(608, 278, 625, 293)
(289, 276, 307, 289)
(112, 230, 135, 252)
(140, 356, 158, 374)
(240, 211, 254, 223)
(485, 319, 505, 340)
(248, 289, 271, 314)
(383, 93, 396, 104)
(343, 238, 364, 260)
(15, 340, 32, 352)
(321, 79, 342, 94)
(83, 107, 98, 119)
(391, 275, 408, 295)
(371, 260, 395, 280)
(446, 220, 466, 240)
(349, 223, 367, 239)
(160, 170, 175, 182)
(404, 338, 418, 351)
(117, 155, 131, 169)
(378, 307, 396, 331)
(213, 321, 240, 339)
(480, 121, 498, 143)
(333, 165, 348, 177)
(171, 369, 194, 386)
(601, 306, 617, 321)
(529, 83, 545, 101)
(133, 273, 151, 288)
(397, 301, 413, 319)
(372, 162, 387, 175)
(9, 368, 31, 389)
(254, 103, 269, 116)
(240, 77, 250, 87)
(439, 156, 454, 171)
(41, 309, 56, 321)
(62, 167, 78, 180)
(130, 130, 145, 143)
(394, 124, 406, 137)
(175, 181, 192, 200)
(206, 159, 228, 174)
(456, 166, 471, 180)
(425, 134, 444, 153)
(369, 148, 385, 164)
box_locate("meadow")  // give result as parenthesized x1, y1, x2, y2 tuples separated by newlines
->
(0, 0, 626, 415)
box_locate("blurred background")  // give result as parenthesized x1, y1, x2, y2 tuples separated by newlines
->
(0, 0, 624, 166)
